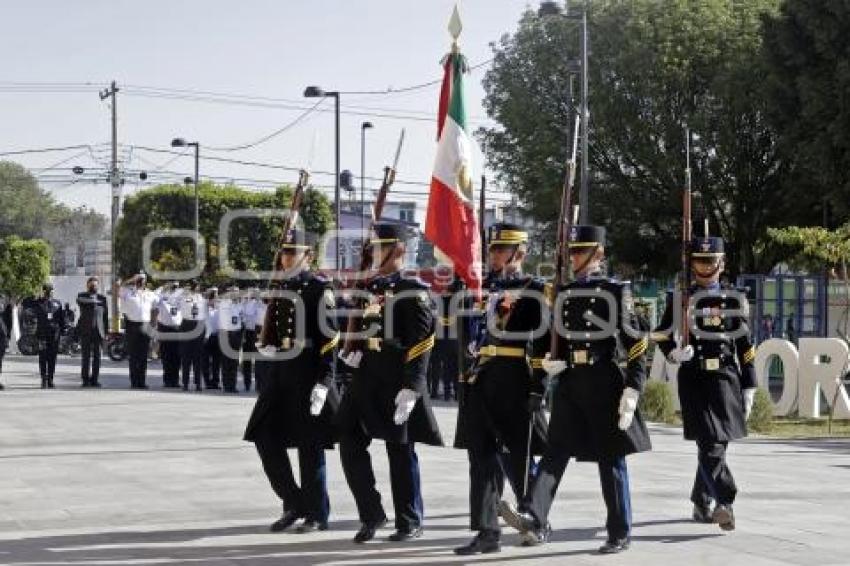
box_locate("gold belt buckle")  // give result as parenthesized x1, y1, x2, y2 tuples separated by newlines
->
(705, 358, 720, 371)
(572, 350, 589, 365)
(367, 337, 382, 351)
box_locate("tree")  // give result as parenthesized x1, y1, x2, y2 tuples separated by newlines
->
(479, 0, 790, 277)
(114, 183, 333, 284)
(0, 236, 52, 301)
(0, 161, 56, 239)
(762, 0, 850, 228)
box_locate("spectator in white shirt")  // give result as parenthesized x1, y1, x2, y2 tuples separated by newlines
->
(179, 281, 206, 391)
(218, 285, 243, 393)
(119, 273, 157, 389)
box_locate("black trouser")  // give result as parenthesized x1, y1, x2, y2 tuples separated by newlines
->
(241, 329, 257, 390)
(468, 440, 531, 533)
(158, 323, 181, 386)
(179, 320, 203, 388)
(125, 320, 150, 388)
(203, 334, 221, 387)
(38, 336, 60, 381)
(220, 330, 241, 391)
(692, 440, 737, 507)
(80, 332, 102, 384)
(525, 453, 632, 541)
(340, 426, 423, 531)
(254, 430, 330, 523)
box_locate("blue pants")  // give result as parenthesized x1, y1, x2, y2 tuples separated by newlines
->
(526, 453, 632, 540)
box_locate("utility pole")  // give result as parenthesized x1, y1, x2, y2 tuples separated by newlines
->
(99, 81, 120, 333)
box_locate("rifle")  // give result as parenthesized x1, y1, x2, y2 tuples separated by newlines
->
(549, 114, 582, 359)
(258, 169, 309, 348)
(680, 128, 693, 346)
(340, 128, 405, 356)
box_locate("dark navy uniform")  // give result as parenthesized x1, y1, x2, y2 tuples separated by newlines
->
(454, 224, 550, 555)
(34, 285, 65, 388)
(428, 278, 464, 401)
(655, 236, 756, 522)
(511, 225, 651, 552)
(245, 230, 340, 530)
(336, 223, 443, 540)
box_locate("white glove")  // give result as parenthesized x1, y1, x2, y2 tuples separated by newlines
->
(393, 388, 418, 425)
(309, 383, 329, 416)
(617, 387, 640, 431)
(340, 350, 363, 368)
(744, 388, 756, 420)
(541, 352, 567, 377)
(668, 345, 694, 363)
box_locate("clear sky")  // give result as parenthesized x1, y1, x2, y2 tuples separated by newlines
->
(0, 0, 537, 216)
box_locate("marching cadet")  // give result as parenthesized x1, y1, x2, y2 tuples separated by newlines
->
(179, 281, 206, 391)
(120, 273, 158, 389)
(202, 288, 221, 389)
(655, 235, 757, 531)
(35, 282, 65, 388)
(244, 228, 340, 533)
(218, 285, 243, 393)
(241, 287, 262, 392)
(454, 223, 549, 556)
(500, 225, 652, 554)
(336, 222, 443, 543)
(155, 282, 183, 388)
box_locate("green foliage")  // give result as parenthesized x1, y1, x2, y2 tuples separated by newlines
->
(0, 161, 57, 239)
(762, 0, 850, 226)
(114, 183, 333, 285)
(766, 223, 850, 270)
(0, 236, 51, 300)
(638, 379, 677, 424)
(749, 387, 774, 433)
(479, 0, 790, 277)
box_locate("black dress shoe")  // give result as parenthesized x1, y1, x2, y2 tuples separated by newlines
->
(454, 531, 500, 555)
(270, 510, 302, 532)
(713, 504, 735, 531)
(388, 526, 423, 542)
(296, 519, 329, 533)
(353, 519, 387, 543)
(598, 537, 630, 554)
(693, 504, 714, 523)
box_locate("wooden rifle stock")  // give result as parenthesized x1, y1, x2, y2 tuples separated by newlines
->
(340, 129, 405, 356)
(258, 169, 309, 347)
(549, 115, 581, 360)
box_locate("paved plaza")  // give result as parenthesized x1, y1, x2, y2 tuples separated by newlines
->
(1, 354, 848, 565)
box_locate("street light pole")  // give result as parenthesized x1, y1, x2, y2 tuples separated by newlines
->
(360, 122, 373, 234)
(304, 86, 342, 274)
(579, 2, 589, 224)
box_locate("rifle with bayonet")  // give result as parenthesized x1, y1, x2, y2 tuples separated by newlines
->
(340, 128, 406, 357)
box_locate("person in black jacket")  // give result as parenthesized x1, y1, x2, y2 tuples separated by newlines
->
(500, 225, 651, 555)
(0, 301, 11, 390)
(35, 283, 66, 388)
(244, 228, 340, 533)
(77, 276, 109, 387)
(336, 222, 443, 543)
(454, 224, 550, 556)
(654, 236, 757, 531)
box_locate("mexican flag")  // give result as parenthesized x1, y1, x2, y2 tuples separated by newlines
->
(425, 47, 482, 298)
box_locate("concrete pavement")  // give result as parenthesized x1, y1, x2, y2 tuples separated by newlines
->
(0, 354, 848, 565)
